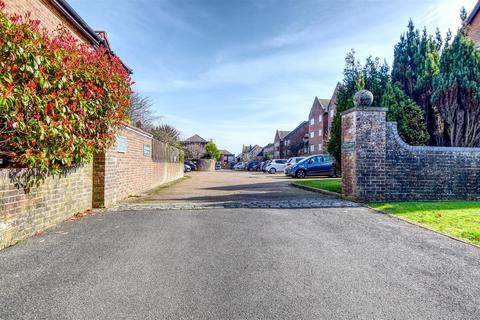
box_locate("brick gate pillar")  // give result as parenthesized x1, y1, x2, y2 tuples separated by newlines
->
(341, 90, 388, 202)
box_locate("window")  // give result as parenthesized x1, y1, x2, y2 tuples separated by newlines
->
(310, 131, 314, 138)
(310, 117, 314, 125)
(310, 145, 314, 152)
(330, 110, 334, 118)
(116, 135, 127, 153)
(318, 129, 323, 136)
(318, 143, 322, 151)
(319, 114, 323, 122)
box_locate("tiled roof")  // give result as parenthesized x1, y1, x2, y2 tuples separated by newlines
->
(219, 149, 234, 156)
(468, 1, 480, 24)
(285, 121, 308, 139)
(184, 134, 207, 143)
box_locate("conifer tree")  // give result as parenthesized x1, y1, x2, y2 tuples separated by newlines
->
(381, 82, 429, 145)
(392, 20, 441, 143)
(432, 9, 480, 147)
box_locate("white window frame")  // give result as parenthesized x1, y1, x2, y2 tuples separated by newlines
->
(310, 145, 314, 152)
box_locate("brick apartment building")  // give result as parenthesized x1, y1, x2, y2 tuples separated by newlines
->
(468, 1, 480, 47)
(307, 97, 330, 154)
(273, 130, 290, 159)
(284, 121, 309, 157)
(307, 83, 340, 154)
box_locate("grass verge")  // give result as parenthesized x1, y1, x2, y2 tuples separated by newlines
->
(294, 178, 342, 193)
(369, 202, 480, 246)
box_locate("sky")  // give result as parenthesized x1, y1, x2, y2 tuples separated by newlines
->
(69, 0, 477, 155)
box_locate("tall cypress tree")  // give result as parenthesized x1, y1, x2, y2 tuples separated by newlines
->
(392, 20, 441, 144)
(432, 9, 480, 147)
(381, 82, 429, 145)
(328, 52, 391, 164)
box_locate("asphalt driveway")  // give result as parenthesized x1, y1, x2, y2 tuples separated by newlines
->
(1, 171, 479, 319)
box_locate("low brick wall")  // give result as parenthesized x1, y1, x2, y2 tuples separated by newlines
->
(93, 124, 183, 207)
(385, 123, 480, 201)
(341, 106, 480, 201)
(0, 165, 92, 249)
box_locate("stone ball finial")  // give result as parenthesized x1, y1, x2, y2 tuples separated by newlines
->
(353, 89, 374, 107)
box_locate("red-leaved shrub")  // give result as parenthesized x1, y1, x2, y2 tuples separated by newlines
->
(0, 0, 132, 173)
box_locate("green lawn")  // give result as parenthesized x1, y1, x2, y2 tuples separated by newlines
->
(370, 202, 480, 246)
(294, 178, 342, 193)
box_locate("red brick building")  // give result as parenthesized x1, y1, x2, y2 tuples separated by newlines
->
(273, 130, 290, 159)
(284, 121, 309, 157)
(307, 97, 330, 154)
(468, 1, 480, 47)
(307, 83, 340, 154)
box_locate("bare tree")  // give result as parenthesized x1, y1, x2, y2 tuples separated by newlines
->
(150, 124, 181, 146)
(126, 92, 158, 130)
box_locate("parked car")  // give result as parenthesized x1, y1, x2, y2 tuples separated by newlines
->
(285, 154, 336, 178)
(253, 162, 263, 171)
(184, 164, 191, 172)
(265, 159, 287, 174)
(247, 160, 261, 171)
(215, 162, 222, 170)
(284, 157, 305, 174)
(184, 160, 197, 171)
(233, 162, 245, 170)
(261, 160, 271, 172)
(229, 162, 237, 169)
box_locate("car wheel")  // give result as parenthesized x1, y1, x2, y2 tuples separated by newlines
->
(295, 170, 306, 179)
(269, 168, 276, 174)
(329, 168, 337, 178)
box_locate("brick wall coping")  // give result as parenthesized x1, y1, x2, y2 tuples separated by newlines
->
(340, 107, 388, 116)
(388, 122, 480, 153)
(120, 123, 153, 139)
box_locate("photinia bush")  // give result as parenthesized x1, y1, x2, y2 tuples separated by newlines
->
(0, 1, 132, 173)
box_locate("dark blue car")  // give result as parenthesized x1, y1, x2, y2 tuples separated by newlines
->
(246, 160, 261, 171)
(285, 154, 336, 178)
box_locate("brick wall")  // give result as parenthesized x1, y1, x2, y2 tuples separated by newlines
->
(468, 11, 480, 47)
(93, 124, 184, 208)
(341, 106, 480, 202)
(384, 123, 480, 201)
(3, 0, 90, 44)
(0, 165, 92, 249)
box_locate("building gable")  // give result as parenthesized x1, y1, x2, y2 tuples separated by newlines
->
(468, 1, 480, 47)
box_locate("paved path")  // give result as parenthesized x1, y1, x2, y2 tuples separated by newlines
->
(121, 170, 356, 209)
(1, 171, 480, 319)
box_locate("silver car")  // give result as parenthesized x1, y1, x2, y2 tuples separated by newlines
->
(284, 157, 305, 174)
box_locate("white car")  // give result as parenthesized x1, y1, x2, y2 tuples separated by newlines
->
(284, 157, 305, 174)
(265, 159, 287, 174)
